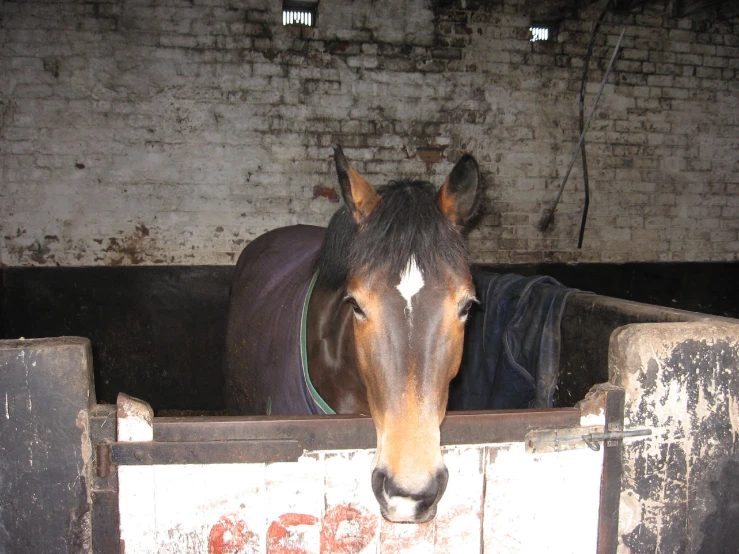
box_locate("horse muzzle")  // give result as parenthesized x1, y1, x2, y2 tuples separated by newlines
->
(371, 465, 449, 523)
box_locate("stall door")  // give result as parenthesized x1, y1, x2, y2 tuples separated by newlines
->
(112, 386, 625, 554)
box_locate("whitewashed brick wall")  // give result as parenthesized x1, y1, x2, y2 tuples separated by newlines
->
(1, 0, 737, 266)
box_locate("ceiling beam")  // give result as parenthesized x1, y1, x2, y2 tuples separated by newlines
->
(673, 0, 725, 17)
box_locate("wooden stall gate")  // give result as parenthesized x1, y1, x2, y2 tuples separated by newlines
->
(92, 311, 739, 554)
(105, 386, 629, 554)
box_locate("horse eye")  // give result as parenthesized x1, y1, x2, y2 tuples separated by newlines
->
(344, 295, 367, 319)
(459, 297, 479, 319)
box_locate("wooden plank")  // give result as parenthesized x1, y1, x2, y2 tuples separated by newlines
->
(116, 396, 601, 553)
(153, 409, 581, 450)
(116, 439, 605, 554)
(432, 445, 485, 552)
(152, 463, 265, 553)
(91, 491, 120, 554)
(482, 442, 604, 553)
(89, 404, 120, 554)
(117, 393, 156, 553)
(265, 454, 323, 554)
(379, 517, 435, 553)
(321, 449, 380, 554)
(596, 385, 625, 554)
(674, 0, 724, 17)
(110, 439, 302, 465)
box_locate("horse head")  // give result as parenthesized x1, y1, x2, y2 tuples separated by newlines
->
(322, 146, 481, 523)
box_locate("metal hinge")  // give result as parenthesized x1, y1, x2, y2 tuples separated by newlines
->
(97, 442, 112, 478)
(525, 426, 652, 454)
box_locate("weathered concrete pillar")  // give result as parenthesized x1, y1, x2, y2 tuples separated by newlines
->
(609, 321, 739, 553)
(0, 337, 96, 553)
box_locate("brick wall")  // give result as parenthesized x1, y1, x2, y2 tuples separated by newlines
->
(1, 0, 737, 266)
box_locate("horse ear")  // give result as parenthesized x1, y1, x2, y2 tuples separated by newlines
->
(437, 154, 481, 229)
(333, 145, 380, 224)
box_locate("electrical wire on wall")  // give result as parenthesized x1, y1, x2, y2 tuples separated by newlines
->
(539, 0, 647, 247)
(576, 2, 612, 248)
(537, 20, 624, 243)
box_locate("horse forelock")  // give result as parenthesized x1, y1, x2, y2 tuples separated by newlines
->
(314, 180, 469, 289)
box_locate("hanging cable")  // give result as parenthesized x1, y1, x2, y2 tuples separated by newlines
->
(538, 23, 625, 240)
(538, 1, 613, 236)
(540, 0, 653, 246)
(577, 2, 612, 248)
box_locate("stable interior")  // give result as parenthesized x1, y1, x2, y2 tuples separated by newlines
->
(0, 263, 735, 414)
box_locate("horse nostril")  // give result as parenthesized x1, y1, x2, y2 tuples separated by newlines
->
(382, 475, 405, 499)
(436, 465, 449, 500)
(410, 467, 449, 514)
(416, 473, 444, 511)
(371, 467, 388, 500)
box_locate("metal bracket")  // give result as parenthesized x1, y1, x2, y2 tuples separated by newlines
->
(581, 429, 652, 451)
(525, 426, 652, 454)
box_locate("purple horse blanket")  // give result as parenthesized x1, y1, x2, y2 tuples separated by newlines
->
(225, 225, 335, 416)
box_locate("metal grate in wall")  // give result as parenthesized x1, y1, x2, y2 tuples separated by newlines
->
(530, 26, 550, 42)
(282, 1, 316, 27)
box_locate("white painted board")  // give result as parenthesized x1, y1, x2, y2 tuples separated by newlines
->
(118, 443, 603, 553)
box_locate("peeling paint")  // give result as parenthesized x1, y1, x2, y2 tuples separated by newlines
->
(611, 322, 739, 553)
(74, 409, 93, 551)
(116, 394, 154, 442)
(728, 395, 739, 442)
(117, 441, 604, 553)
(105, 225, 151, 266)
(580, 408, 605, 427)
(267, 513, 320, 554)
(618, 489, 642, 538)
(76, 410, 93, 505)
(320, 505, 376, 554)
(208, 514, 258, 554)
(19, 349, 36, 467)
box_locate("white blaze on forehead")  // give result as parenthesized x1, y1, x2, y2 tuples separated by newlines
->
(396, 257, 424, 316)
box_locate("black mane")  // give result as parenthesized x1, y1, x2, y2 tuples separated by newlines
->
(314, 180, 469, 290)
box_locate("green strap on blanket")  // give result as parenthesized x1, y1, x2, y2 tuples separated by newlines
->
(300, 272, 335, 415)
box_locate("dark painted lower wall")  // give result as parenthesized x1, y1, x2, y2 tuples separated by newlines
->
(1, 266, 232, 412)
(2, 263, 737, 412)
(480, 262, 739, 319)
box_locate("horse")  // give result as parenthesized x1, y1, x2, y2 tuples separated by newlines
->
(225, 145, 481, 523)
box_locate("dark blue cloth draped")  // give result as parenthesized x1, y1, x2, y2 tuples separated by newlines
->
(448, 272, 580, 411)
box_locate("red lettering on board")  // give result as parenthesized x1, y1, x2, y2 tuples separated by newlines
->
(320, 505, 377, 554)
(208, 514, 258, 554)
(267, 513, 320, 554)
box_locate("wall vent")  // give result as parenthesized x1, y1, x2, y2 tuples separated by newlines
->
(283, 1, 317, 27)
(530, 26, 551, 42)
